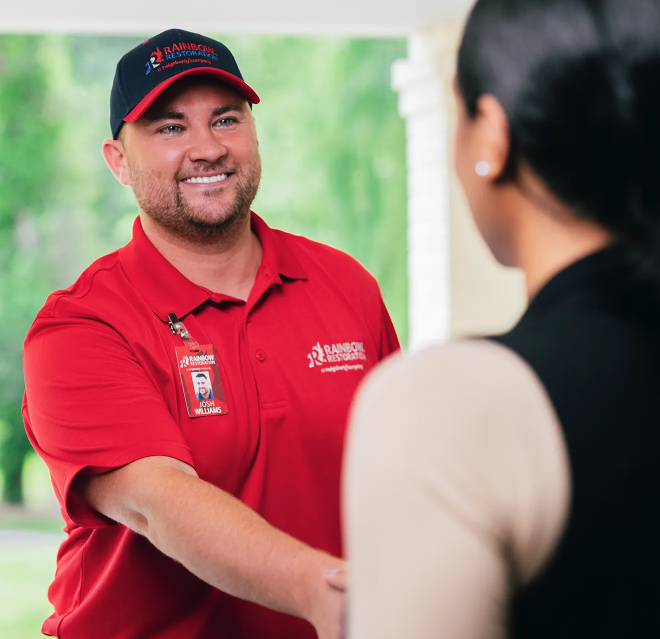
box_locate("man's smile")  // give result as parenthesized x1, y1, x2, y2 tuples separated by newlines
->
(182, 173, 230, 185)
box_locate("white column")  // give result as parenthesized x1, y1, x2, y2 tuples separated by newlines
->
(392, 26, 460, 351)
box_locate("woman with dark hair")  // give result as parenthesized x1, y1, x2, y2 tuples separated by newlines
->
(343, 0, 660, 637)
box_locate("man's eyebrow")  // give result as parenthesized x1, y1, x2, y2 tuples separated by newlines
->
(141, 110, 185, 124)
(141, 104, 246, 125)
(212, 104, 246, 117)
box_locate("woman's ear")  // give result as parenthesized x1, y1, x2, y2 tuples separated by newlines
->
(473, 94, 511, 181)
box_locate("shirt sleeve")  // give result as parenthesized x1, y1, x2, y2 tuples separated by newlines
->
(23, 314, 195, 529)
(377, 296, 400, 360)
(343, 340, 570, 639)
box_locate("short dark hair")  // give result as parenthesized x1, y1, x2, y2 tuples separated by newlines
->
(195, 373, 207, 379)
(457, 0, 660, 258)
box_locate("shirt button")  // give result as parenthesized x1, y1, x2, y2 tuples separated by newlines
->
(246, 314, 252, 323)
(255, 350, 266, 362)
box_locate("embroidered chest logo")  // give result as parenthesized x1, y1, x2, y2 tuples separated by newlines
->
(307, 341, 367, 373)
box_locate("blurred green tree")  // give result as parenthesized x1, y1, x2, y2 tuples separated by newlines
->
(0, 36, 61, 503)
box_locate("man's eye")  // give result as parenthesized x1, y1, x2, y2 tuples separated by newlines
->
(160, 125, 182, 134)
(216, 117, 236, 127)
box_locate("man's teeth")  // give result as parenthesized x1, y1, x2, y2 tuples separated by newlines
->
(184, 174, 228, 184)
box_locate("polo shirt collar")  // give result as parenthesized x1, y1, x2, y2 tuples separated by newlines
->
(119, 212, 307, 322)
(251, 212, 307, 282)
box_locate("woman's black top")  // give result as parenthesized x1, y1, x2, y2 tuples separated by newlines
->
(490, 246, 660, 638)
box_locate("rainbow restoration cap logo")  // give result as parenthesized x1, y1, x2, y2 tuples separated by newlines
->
(110, 28, 260, 139)
(145, 38, 221, 75)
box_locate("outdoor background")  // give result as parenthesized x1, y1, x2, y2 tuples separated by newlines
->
(0, 34, 408, 636)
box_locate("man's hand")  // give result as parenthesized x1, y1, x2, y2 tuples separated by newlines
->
(308, 563, 348, 639)
(323, 566, 348, 592)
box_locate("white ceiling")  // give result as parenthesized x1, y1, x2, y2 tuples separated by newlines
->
(0, 0, 473, 37)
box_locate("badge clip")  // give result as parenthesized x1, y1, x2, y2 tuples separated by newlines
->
(167, 313, 200, 352)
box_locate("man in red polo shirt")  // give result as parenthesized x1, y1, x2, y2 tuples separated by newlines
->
(22, 29, 399, 639)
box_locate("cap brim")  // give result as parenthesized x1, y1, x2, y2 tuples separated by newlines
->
(123, 67, 261, 124)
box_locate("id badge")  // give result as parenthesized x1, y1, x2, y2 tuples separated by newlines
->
(175, 345, 229, 418)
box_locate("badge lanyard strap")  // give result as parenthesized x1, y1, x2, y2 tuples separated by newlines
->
(167, 313, 200, 352)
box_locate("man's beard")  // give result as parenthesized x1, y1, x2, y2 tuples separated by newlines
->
(129, 156, 261, 245)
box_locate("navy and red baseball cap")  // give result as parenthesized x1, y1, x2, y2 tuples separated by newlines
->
(110, 29, 260, 139)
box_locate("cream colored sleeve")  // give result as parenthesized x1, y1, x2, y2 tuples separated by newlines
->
(343, 340, 571, 639)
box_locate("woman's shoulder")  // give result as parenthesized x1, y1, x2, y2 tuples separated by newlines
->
(348, 338, 571, 585)
(359, 338, 552, 416)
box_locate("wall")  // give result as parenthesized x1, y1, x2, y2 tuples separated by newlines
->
(394, 23, 525, 348)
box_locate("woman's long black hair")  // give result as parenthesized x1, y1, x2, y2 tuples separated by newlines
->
(457, 0, 660, 270)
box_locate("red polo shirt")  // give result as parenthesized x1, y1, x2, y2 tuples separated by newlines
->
(22, 213, 399, 639)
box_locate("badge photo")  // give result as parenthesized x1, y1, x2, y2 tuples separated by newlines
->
(176, 345, 229, 418)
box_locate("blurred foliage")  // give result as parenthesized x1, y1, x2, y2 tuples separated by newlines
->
(0, 33, 407, 506)
(0, 37, 61, 503)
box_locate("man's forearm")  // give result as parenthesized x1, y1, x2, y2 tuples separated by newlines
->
(80, 459, 344, 632)
(143, 467, 335, 618)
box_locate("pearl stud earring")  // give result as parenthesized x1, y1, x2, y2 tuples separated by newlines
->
(475, 161, 492, 177)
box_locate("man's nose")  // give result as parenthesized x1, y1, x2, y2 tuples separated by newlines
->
(187, 125, 228, 164)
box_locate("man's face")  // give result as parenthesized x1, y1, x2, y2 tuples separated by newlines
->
(120, 77, 261, 242)
(194, 374, 211, 399)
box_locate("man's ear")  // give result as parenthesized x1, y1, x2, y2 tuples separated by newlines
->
(248, 109, 259, 148)
(102, 137, 131, 186)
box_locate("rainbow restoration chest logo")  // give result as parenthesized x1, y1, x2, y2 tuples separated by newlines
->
(307, 340, 367, 373)
(146, 40, 220, 75)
